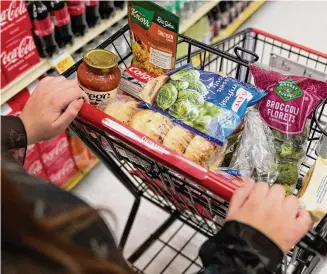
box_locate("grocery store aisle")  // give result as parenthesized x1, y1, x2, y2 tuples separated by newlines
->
(73, 1, 327, 273)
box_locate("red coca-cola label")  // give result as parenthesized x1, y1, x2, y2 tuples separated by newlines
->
(34, 16, 55, 37)
(41, 137, 70, 168)
(67, 1, 86, 16)
(85, 1, 99, 7)
(1, 30, 40, 81)
(1, 70, 7, 88)
(51, 6, 71, 27)
(47, 156, 76, 186)
(0, 0, 31, 41)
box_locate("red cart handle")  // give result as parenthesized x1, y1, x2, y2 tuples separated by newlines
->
(77, 103, 242, 201)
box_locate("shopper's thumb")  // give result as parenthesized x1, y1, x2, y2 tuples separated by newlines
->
(54, 99, 83, 132)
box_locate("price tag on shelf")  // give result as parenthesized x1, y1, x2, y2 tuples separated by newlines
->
(51, 52, 75, 74)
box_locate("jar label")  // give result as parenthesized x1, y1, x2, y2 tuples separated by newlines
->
(79, 83, 118, 110)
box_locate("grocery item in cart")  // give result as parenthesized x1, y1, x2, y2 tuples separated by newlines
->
(141, 64, 267, 145)
(128, 0, 179, 76)
(118, 65, 155, 99)
(250, 64, 327, 186)
(104, 95, 226, 168)
(77, 49, 121, 110)
(228, 109, 278, 184)
(299, 157, 327, 225)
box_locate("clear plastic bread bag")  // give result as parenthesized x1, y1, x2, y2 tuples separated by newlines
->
(104, 95, 226, 169)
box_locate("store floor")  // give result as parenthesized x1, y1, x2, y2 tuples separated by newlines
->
(73, 1, 327, 273)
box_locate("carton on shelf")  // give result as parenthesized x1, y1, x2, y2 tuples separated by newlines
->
(0, 0, 32, 42)
(0, 30, 40, 82)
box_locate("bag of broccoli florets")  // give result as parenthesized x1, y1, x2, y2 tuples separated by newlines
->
(140, 64, 267, 145)
(250, 64, 327, 186)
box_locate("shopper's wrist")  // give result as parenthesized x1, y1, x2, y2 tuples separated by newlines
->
(19, 114, 37, 145)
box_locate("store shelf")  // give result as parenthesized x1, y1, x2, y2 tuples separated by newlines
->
(192, 1, 265, 67)
(179, 0, 220, 33)
(63, 159, 99, 191)
(212, 1, 265, 43)
(1, 8, 127, 105)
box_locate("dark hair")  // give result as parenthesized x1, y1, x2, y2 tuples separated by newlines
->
(2, 169, 133, 274)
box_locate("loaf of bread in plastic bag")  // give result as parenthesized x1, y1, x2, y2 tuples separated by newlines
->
(104, 95, 226, 168)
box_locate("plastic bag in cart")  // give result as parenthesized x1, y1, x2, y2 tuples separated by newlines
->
(249, 64, 327, 186)
(140, 63, 268, 145)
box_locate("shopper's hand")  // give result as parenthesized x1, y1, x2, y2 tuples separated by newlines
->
(226, 180, 312, 254)
(20, 76, 88, 145)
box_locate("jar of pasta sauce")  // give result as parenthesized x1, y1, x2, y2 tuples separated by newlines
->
(77, 49, 121, 109)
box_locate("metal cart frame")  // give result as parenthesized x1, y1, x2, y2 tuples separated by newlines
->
(63, 25, 327, 274)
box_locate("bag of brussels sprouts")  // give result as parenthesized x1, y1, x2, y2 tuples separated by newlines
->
(140, 64, 267, 145)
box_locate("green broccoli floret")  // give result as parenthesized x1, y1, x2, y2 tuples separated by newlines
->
(284, 185, 292, 196)
(275, 161, 299, 186)
(280, 144, 295, 157)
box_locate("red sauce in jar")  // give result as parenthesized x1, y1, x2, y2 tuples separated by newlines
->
(77, 49, 121, 109)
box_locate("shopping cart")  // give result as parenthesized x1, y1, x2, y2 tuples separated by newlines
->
(63, 25, 327, 274)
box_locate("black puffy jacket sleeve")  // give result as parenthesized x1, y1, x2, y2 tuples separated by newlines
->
(199, 221, 283, 273)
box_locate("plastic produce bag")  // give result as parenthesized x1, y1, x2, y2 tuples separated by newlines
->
(250, 64, 327, 186)
(104, 95, 226, 168)
(229, 109, 278, 184)
(141, 64, 267, 145)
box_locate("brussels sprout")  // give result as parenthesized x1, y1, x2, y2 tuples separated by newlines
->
(185, 106, 199, 122)
(170, 80, 189, 90)
(187, 81, 208, 96)
(170, 69, 200, 83)
(203, 102, 223, 118)
(169, 100, 193, 119)
(193, 115, 212, 133)
(178, 89, 204, 106)
(156, 83, 178, 110)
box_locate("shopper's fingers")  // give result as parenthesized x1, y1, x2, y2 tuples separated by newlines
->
(282, 195, 300, 219)
(228, 179, 255, 216)
(56, 80, 82, 94)
(41, 76, 56, 83)
(296, 209, 312, 232)
(55, 87, 88, 110)
(53, 99, 83, 131)
(247, 182, 269, 206)
(267, 184, 285, 207)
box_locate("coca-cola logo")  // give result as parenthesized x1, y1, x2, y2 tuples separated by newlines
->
(49, 159, 74, 183)
(28, 160, 43, 175)
(0, 0, 27, 26)
(42, 138, 69, 165)
(1, 36, 36, 66)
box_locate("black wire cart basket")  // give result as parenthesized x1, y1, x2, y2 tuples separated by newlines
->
(63, 25, 327, 274)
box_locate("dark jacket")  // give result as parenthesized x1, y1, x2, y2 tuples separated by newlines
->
(1, 116, 283, 273)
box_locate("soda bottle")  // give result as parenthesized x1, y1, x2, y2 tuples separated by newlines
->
(99, 1, 115, 20)
(67, 0, 88, 37)
(114, 1, 125, 10)
(43, 1, 74, 48)
(26, 1, 58, 58)
(85, 1, 101, 28)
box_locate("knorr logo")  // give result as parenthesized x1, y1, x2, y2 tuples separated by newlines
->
(274, 80, 304, 102)
(131, 5, 154, 30)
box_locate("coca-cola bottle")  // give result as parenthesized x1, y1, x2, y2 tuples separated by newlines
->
(43, 1, 74, 48)
(67, 0, 88, 37)
(85, 1, 101, 28)
(114, 1, 125, 10)
(26, 1, 58, 58)
(99, 1, 115, 20)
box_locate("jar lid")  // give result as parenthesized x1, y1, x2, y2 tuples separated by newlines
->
(83, 49, 118, 73)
